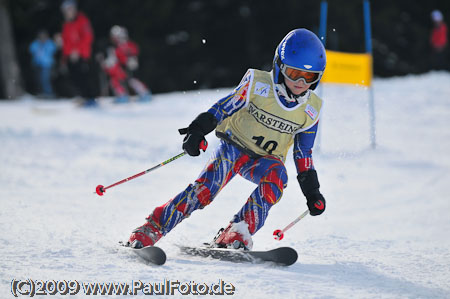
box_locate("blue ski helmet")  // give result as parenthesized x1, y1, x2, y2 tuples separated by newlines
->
(273, 29, 326, 90)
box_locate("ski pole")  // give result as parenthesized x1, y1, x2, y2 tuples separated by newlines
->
(95, 140, 208, 196)
(273, 209, 309, 240)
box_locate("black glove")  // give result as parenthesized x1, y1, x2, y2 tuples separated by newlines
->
(179, 112, 217, 157)
(305, 191, 326, 216)
(182, 130, 206, 156)
(297, 169, 326, 216)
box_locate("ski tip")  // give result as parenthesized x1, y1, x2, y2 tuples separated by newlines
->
(135, 246, 166, 265)
(120, 242, 167, 265)
(146, 246, 166, 265)
(142, 246, 166, 265)
(272, 247, 298, 266)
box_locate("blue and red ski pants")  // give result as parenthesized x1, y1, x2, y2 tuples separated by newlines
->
(150, 140, 288, 236)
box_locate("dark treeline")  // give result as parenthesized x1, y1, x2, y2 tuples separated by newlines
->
(5, 0, 450, 97)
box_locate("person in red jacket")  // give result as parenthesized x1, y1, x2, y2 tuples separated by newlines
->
(101, 25, 151, 103)
(60, 0, 97, 106)
(430, 10, 448, 70)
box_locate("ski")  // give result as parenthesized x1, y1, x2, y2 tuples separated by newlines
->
(120, 242, 166, 265)
(179, 246, 298, 266)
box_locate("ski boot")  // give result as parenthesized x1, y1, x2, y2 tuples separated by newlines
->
(128, 216, 163, 249)
(212, 221, 253, 250)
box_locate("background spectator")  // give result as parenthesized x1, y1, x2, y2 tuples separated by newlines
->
(430, 9, 448, 70)
(100, 25, 151, 103)
(60, 0, 96, 106)
(4, 0, 450, 99)
(29, 29, 57, 97)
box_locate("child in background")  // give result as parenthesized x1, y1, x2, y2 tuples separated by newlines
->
(101, 25, 151, 103)
(29, 30, 57, 97)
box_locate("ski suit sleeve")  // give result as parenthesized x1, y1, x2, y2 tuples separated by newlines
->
(127, 41, 139, 56)
(293, 122, 318, 174)
(180, 70, 251, 156)
(115, 41, 137, 64)
(207, 70, 252, 124)
(294, 122, 326, 215)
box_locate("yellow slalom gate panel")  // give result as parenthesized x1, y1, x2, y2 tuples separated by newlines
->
(321, 50, 373, 86)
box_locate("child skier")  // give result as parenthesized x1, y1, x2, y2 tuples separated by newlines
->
(102, 25, 151, 103)
(128, 28, 327, 250)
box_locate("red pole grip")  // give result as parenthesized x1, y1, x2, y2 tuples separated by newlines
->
(199, 140, 208, 152)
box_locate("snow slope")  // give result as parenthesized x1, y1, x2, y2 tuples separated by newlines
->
(1, 72, 450, 298)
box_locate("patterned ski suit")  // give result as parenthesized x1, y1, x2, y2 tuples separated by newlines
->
(149, 69, 322, 236)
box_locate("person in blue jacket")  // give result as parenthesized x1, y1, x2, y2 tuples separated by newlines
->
(29, 30, 57, 97)
(128, 28, 327, 250)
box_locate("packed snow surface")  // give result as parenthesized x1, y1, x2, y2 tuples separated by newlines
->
(1, 72, 450, 298)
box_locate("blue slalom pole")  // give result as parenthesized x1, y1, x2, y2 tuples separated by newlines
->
(363, 0, 376, 149)
(319, 1, 328, 45)
(316, 1, 328, 153)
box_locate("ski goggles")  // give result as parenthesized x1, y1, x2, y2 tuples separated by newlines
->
(280, 64, 322, 85)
